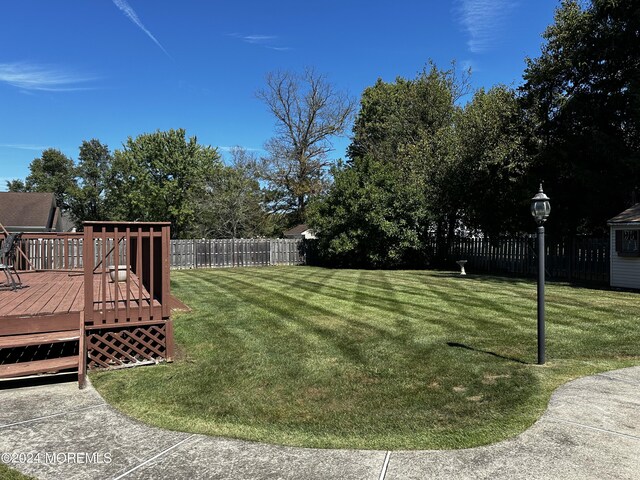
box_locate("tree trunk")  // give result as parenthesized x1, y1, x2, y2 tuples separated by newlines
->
(445, 212, 457, 266)
(435, 216, 447, 267)
(297, 195, 306, 224)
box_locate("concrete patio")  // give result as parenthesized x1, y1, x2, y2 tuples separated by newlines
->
(1, 366, 639, 479)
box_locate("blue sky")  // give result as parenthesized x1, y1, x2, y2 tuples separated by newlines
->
(0, 0, 558, 189)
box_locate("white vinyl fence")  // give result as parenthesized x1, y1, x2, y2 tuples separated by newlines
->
(170, 238, 305, 269)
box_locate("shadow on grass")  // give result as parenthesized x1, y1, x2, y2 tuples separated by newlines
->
(430, 269, 615, 293)
(446, 342, 529, 365)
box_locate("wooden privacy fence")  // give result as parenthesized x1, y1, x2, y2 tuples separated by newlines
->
(170, 238, 304, 269)
(2, 232, 609, 283)
(440, 235, 610, 284)
(1, 235, 305, 271)
(16, 233, 83, 270)
(9, 233, 129, 271)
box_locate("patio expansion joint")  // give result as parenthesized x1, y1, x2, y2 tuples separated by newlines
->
(378, 450, 391, 480)
(544, 417, 640, 442)
(110, 434, 198, 480)
(0, 403, 107, 429)
(596, 373, 640, 387)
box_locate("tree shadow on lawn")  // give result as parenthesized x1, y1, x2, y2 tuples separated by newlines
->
(430, 271, 533, 285)
(245, 267, 526, 332)
(161, 271, 547, 444)
(431, 270, 617, 294)
(193, 270, 537, 369)
(189, 268, 543, 360)
(446, 342, 529, 365)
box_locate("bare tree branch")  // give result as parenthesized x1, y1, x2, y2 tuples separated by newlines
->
(257, 68, 356, 224)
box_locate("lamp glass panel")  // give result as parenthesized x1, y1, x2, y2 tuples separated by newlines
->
(532, 201, 546, 220)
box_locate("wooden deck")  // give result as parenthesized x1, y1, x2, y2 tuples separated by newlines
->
(0, 221, 174, 386)
(0, 271, 83, 320)
(0, 271, 160, 331)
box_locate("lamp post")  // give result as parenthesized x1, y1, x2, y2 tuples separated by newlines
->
(531, 184, 551, 365)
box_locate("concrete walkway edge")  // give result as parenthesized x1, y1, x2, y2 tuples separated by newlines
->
(1, 366, 639, 479)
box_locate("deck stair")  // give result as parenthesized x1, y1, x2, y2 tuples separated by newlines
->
(0, 330, 80, 379)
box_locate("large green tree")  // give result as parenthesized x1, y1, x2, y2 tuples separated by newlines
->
(311, 63, 468, 266)
(520, 0, 640, 234)
(192, 147, 266, 238)
(105, 129, 222, 238)
(454, 85, 533, 236)
(69, 139, 111, 225)
(309, 155, 427, 267)
(5, 179, 26, 192)
(24, 148, 77, 209)
(312, 64, 539, 266)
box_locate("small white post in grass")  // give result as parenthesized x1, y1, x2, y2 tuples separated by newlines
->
(456, 260, 467, 276)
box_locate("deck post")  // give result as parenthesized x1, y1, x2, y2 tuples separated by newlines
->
(163, 224, 173, 361)
(165, 319, 175, 362)
(78, 311, 87, 388)
(162, 224, 171, 318)
(83, 225, 94, 326)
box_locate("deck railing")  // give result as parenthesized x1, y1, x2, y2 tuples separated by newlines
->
(0, 222, 174, 386)
(82, 222, 171, 327)
(4, 232, 84, 271)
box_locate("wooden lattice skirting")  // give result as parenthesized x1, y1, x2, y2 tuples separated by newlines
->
(87, 323, 168, 370)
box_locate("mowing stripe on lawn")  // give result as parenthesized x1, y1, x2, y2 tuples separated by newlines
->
(93, 268, 640, 450)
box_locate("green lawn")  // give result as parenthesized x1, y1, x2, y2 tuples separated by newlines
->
(91, 267, 640, 449)
(0, 463, 36, 480)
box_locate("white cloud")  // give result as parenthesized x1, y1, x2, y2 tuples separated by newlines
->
(112, 0, 171, 58)
(228, 33, 290, 51)
(0, 143, 50, 151)
(217, 146, 262, 153)
(461, 59, 480, 73)
(456, 0, 517, 53)
(267, 46, 292, 52)
(239, 35, 277, 44)
(0, 63, 96, 91)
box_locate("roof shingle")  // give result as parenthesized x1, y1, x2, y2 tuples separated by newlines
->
(608, 204, 640, 224)
(0, 192, 56, 230)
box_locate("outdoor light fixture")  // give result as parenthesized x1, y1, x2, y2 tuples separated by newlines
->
(531, 185, 551, 225)
(531, 184, 550, 365)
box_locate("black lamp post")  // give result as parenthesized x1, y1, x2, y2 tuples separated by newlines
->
(531, 184, 551, 365)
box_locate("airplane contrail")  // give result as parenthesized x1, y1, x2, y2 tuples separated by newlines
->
(112, 0, 171, 58)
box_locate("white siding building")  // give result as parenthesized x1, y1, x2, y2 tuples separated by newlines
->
(283, 224, 316, 240)
(608, 204, 640, 289)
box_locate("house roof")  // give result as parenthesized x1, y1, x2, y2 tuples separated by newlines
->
(283, 224, 310, 236)
(0, 192, 57, 230)
(60, 210, 76, 232)
(608, 204, 640, 225)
